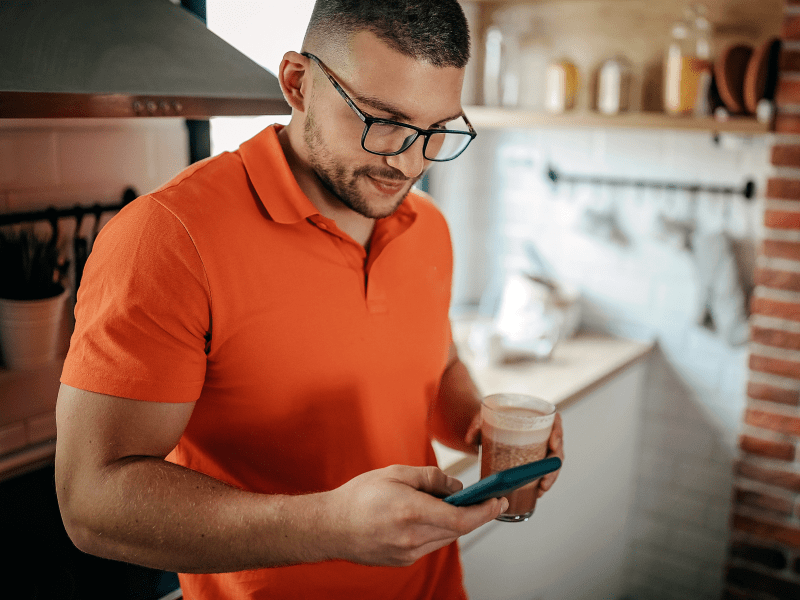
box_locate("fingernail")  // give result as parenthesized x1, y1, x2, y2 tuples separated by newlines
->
(499, 498, 509, 513)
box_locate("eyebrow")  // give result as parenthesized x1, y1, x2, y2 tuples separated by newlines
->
(351, 92, 464, 128)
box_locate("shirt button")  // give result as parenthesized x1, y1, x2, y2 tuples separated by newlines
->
(317, 222, 328, 230)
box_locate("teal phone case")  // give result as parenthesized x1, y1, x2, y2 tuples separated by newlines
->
(443, 456, 562, 507)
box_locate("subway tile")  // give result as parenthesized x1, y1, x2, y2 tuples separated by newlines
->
(675, 460, 735, 498)
(704, 497, 734, 534)
(629, 512, 675, 543)
(673, 523, 730, 562)
(59, 126, 150, 190)
(636, 483, 709, 526)
(0, 130, 59, 189)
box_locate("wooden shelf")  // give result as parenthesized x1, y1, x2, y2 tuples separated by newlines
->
(463, 106, 771, 134)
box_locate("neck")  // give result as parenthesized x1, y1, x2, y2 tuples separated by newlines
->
(277, 124, 375, 248)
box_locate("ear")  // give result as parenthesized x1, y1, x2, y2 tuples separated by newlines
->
(278, 51, 311, 113)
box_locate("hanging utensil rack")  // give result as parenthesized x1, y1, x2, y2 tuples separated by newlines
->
(0, 187, 138, 226)
(546, 166, 756, 200)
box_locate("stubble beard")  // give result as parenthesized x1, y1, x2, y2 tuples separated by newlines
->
(303, 112, 417, 220)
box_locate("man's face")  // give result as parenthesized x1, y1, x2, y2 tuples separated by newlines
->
(302, 32, 465, 220)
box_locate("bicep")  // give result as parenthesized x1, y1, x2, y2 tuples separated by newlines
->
(56, 383, 195, 470)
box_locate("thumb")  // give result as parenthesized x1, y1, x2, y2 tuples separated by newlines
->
(393, 465, 463, 497)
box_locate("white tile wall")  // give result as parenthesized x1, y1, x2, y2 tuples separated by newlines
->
(0, 118, 189, 450)
(431, 124, 774, 600)
(0, 118, 188, 210)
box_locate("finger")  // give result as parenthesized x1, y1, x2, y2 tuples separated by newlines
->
(390, 465, 461, 496)
(464, 413, 482, 448)
(451, 496, 507, 533)
(549, 413, 563, 454)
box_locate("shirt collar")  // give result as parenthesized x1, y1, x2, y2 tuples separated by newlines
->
(238, 124, 319, 224)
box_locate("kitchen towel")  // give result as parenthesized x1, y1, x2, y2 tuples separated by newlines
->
(693, 231, 749, 346)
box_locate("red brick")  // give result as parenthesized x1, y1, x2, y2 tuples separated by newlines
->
(755, 268, 800, 292)
(749, 354, 800, 379)
(772, 144, 800, 167)
(765, 210, 800, 229)
(745, 408, 800, 436)
(729, 540, 788, 569)
(762, 240, 800, 261)
(751, 325, 800, 352)
(783, 15, 800, 41)
(748, 382, 800, 406)
(726, 563, 800, 599)
(750, 297, 800, 322)
(732, 513, 800, 547)
(777, 78, 800, 107)
(739, 434, 796, 461)
(736, 460, 800, 493)
(766, 178, 800, 200)
(775, 113, 800, 134)
(734, 487, 794, 515)
(780, 50, 800, 74)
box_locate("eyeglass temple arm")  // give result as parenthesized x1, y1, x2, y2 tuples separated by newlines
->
(302, 52, 368, 124)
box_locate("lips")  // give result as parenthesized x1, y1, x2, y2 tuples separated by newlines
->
(367, 175, 407, 195)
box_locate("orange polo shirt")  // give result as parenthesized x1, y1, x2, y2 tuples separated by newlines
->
(61, 125, 466, 599)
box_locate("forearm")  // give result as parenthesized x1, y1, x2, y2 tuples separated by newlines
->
(58, 456, 332, 574)
(429, 354, 483, 455)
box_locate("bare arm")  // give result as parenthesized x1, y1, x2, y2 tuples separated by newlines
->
(428, 341, 484, 455)
(55, 384, 506, 574)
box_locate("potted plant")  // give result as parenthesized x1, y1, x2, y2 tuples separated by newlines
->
(0, 224, 69, 369)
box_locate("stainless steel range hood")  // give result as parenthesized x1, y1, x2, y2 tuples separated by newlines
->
(0, 0, 291, 118)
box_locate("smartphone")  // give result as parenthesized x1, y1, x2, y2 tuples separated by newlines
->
(442, 456, 562, 507)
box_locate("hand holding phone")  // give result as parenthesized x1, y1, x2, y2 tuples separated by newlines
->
(443, 456, 562, 507)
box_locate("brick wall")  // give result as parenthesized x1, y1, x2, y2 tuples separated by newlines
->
(724, 3, 800, 597)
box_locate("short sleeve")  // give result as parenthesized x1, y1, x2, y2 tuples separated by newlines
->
(61, 196, 211, 403)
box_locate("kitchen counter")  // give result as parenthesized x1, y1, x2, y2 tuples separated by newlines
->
(433, 328, 653, 476)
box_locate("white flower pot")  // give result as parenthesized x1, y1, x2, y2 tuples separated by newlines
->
(0, 289, 68, 370)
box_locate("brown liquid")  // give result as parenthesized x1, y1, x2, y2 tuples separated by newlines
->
(481, 424, 549, 518)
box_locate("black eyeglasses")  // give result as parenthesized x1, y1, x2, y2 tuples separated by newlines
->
(302, 52, 476, 162)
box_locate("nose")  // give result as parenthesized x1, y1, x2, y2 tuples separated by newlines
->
(385, 135, 427, 179)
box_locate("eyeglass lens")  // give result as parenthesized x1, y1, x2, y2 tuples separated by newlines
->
(363, 116, 473, 161)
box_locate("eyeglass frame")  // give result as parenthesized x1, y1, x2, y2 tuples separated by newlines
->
(301, 52, 477, 162)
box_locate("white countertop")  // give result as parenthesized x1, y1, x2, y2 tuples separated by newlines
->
(433, 329, 653, 475)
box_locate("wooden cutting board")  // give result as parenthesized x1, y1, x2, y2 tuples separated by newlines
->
(715, 43, 754, 115)
(744, 38, 781, 114)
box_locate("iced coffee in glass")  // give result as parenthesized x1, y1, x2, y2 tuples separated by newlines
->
(480, 393, 556, 522)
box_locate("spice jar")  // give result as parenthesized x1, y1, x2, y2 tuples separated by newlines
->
(597, 56, 632, 115)
(545, 60, 578, 113)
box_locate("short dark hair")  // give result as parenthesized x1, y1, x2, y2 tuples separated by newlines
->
(304, 0, 470, 68)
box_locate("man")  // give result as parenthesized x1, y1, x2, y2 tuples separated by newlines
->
(55, 1, 564, 599)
